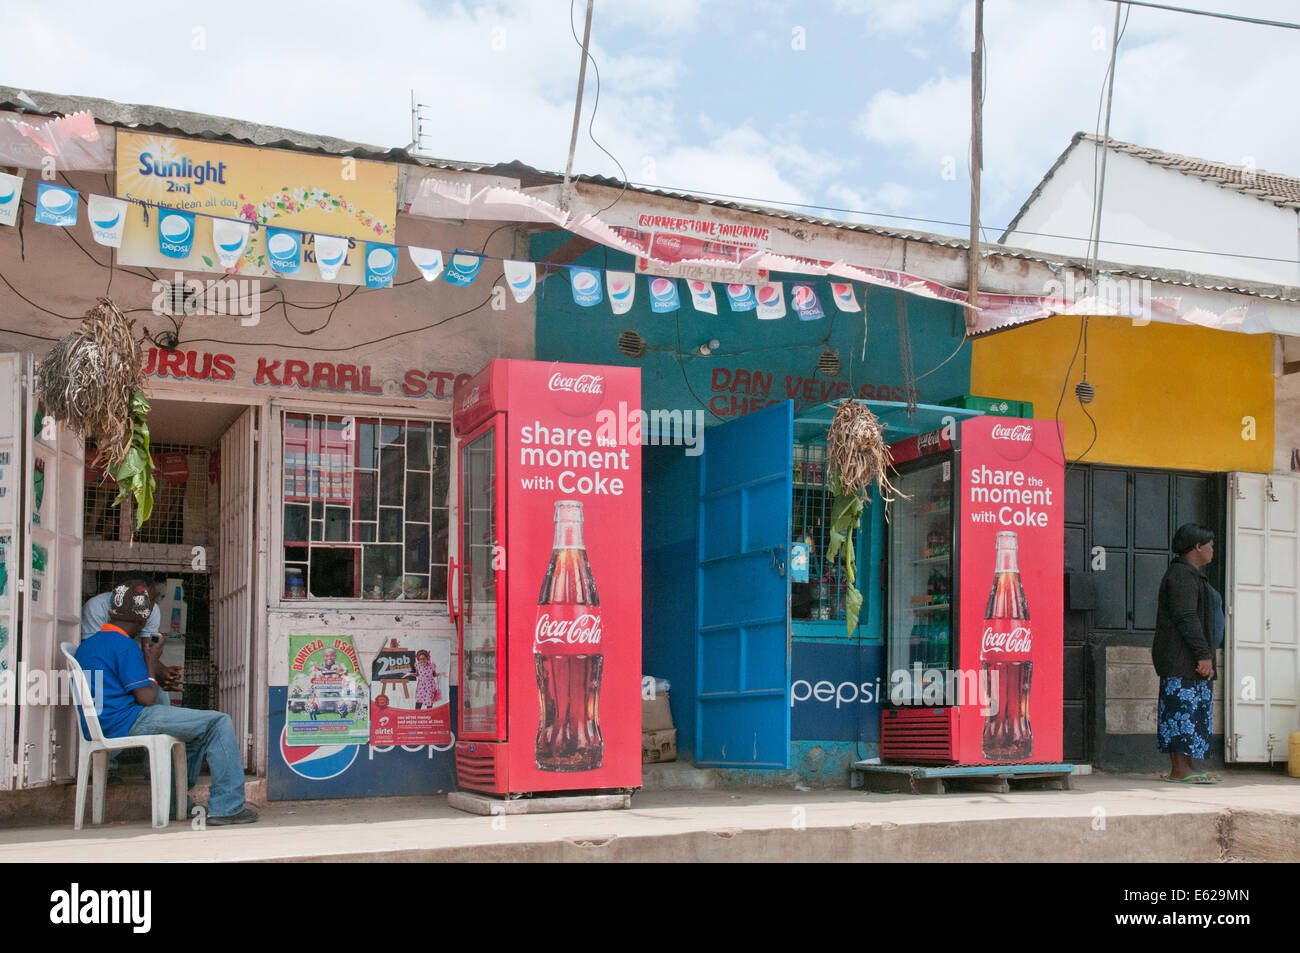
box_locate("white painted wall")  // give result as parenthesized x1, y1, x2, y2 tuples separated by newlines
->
(1004, 142, 1300, 287)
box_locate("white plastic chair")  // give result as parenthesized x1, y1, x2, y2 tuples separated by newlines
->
(60, 642, 186, 830)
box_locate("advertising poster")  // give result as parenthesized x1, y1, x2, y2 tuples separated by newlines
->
(501, 362, 642, 790)
(114, 132, 398, 284)
(286, 635, 370, 746)
(369, 636, 451, 746)
(957, 416, 1064, 764)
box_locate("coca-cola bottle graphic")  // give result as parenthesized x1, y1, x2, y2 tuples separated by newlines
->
(534, 500, 604, 772)
(981, 531, 1033, 760)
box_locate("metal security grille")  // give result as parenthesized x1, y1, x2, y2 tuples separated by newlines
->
(791, 442, 848, 622)
(83, 569, 216, 711)
(83, 441, 211, 545)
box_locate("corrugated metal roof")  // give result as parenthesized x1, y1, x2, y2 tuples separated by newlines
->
(1001, 131, 1300, 240)
(0, 85, 497, 172)
(3, 86, 1297, 306)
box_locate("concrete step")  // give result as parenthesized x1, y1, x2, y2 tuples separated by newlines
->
(640, 761, 720, 791)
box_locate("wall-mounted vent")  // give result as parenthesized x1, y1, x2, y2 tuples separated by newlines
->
(617, 329, 647, 359)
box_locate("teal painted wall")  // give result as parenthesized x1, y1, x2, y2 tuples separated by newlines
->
(530, 235, 972, 423)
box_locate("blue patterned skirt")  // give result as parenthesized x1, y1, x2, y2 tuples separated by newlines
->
(1156, 676, 1212, 758)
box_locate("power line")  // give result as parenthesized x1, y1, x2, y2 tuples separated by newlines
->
(1100, 0, 1300, 30)
(613, 180, 1300, 267)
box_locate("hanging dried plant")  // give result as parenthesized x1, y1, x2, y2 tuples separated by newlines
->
(34, 298, 155, 526)
(824, 399, 904, 636)
(826, 398, 900, 506)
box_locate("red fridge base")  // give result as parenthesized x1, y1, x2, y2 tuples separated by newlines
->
(453, 360, 643, 796)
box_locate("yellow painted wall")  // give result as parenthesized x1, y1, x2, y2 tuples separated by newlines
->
(971, 316, 1273, 473)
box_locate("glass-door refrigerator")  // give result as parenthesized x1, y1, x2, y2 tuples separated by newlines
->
(883, 416, 1064, 766)
(450, 359, 642, 796)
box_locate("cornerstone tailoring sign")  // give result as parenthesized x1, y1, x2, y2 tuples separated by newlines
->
(114, 132, 398, 285)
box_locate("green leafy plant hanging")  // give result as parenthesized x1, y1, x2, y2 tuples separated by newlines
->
(824, 400, 902, 636)
(34, 298, 156, 529)
(108, 391, 156, 528)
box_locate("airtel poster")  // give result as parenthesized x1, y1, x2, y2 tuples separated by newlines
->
(505, 362, 643, 791)
(957, 417, 1064, 764)
(369, 636, 452, 747)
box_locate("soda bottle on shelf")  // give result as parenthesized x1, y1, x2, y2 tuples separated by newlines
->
(981, 531, 1033, 760)
(534, 500, 604, 772)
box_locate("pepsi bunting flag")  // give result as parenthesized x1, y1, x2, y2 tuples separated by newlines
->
(365, 243, 398, 288)
(408, 247, 444, 282)
(829, 281, 861, 312)
(755, 282, 786, 320)
(791, 283, 825, 321)
(266, 227, 301, 274)
(687, 280, 717, 314)
(0, 172, 20, 227)
(725, 283, 756, 312)
(606, 271, 636, 314)
(212, 219, 250, 268)
(504, 260, 537, 303)
(314, 234, 349, 281)
(34, 183, 78, 226)
(87, 195, 127, 248)
(648, 276, 681, 312)
(443, 252, 483, 286)
(158, 209, 197, 259)
(571, 267, 603, 307)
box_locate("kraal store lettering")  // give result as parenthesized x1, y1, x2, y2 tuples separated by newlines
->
(549, 373, 603, 395)
(534, 612, 603, 649)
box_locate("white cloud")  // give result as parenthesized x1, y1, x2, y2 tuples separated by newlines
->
(832, 0, 962, 35)
(850, 0, 1300, 227)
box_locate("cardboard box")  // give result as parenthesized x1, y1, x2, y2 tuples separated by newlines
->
(642, 728, 677, 764)
(642, 691, 674, 732)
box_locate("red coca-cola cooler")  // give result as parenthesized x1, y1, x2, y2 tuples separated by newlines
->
(450, 360, 642, 795)
(882, 415, 1063, 765)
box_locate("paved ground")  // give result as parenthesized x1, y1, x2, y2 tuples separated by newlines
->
(1, 769, 1296, 862)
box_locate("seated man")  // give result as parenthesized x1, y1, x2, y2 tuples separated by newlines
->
(75, 579, 258, 826)
(81, 577, 181, 781)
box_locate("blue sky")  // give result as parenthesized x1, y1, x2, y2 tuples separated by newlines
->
(5, 0, 1299, 245)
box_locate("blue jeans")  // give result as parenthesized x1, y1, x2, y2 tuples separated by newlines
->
(107, 690, 169, 774)
(128, 704, 246, 817)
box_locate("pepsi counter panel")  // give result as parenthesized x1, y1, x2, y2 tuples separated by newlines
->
(882, 416, 1064, 766)
(450, 360, 642, 796)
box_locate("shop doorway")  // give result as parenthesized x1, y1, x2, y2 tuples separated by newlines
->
(81, 395, 259, 771)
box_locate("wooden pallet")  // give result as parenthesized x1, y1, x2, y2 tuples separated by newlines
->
(852, 762, 1075, 795)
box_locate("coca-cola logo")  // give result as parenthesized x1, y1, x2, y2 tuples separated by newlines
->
(981, 625, 1032, 655)
(991, 423, 1033, 442)
(534, 612, 603, 650)
(457, 385, 482, 411)
(548, 373, 604, 395)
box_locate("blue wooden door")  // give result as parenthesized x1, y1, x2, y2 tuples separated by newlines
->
(696, 401, 793, 767)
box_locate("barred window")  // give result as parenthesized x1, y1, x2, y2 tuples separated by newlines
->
(281, 413, 450, 601)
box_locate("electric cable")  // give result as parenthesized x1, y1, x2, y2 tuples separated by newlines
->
(673, 305, 725, 421)
(1099, 0, 1300, 30)
(568, 0, 628, 218)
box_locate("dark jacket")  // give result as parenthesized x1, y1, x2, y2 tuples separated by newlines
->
(1152, 558, 1216, 680)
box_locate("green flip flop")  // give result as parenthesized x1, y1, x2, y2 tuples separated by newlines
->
(1162, 772, 1220, 784)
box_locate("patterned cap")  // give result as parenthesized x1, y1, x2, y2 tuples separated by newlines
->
(108, 580, 153, 624)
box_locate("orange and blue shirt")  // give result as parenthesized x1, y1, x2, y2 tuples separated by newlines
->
(74, 624, 153, 738)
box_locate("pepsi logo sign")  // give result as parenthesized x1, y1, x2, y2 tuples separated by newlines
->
(280, 728, 358, 781)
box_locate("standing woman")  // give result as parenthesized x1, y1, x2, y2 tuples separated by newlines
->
(1152, 523, 1220, 783)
